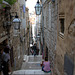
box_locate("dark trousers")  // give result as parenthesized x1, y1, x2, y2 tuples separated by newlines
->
(34, 50, 36, 56)
(2, 62, 9, 75)
(42, 66, 51, 73)
(3, 68, 9, 75)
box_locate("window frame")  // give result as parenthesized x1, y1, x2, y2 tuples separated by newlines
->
(59, 14, 65, 38)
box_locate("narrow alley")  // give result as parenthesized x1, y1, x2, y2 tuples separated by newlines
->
(12, 55, 52, 75)
(0, 0, 75, 75)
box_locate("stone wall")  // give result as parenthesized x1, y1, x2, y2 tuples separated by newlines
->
(0, 0, 28, 71)
(55, 0, 75, 75)
(41, 0, 75, 75)
(25, 7, 30, 55)
(0, 6, 10, 43)
(10, 1, 23, 70)
(43, 0, 58, 67)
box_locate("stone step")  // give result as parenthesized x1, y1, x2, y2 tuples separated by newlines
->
(21, 62, 41, 70)
(23, 55, 42, 62)
(12, 69, 51, 75)
(28, 55, 42, 57)
(28, 55, 42, 62)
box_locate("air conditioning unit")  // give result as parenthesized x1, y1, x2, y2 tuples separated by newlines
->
(52, 0, 55, 2)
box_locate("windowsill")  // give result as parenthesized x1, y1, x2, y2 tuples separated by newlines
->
(59, 32, 64, 39)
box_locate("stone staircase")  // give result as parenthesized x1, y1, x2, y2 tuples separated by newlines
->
(12, 55, 52, 75)
(12, 69, 51, 75)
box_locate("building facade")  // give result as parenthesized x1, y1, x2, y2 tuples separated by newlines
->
(10, 0, 24, 70)
(10, 0, 30, 70)
(0, 1, 10, 44)
(0, 0, 28, 71)
(55, 0, 75, 75)
(41, 0, 75, 75)
(40, 0, 58, 70)
(0, 0, 15, 69)
(25, 7, 30, 55)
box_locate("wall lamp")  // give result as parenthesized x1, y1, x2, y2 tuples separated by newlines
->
(12, 12, 21, 30)
(3, 12, 21, 30)
(35, 0, 42, 15)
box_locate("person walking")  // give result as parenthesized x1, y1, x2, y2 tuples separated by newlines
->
(30, 47, 34, 55)
(2, 44, 11, 75)
(32, 43, 37, 56)
(0, 44, 10, 75)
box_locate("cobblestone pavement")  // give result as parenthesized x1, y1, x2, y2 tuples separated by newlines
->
(12, 55, 52, 75)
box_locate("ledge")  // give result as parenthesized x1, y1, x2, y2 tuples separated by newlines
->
(59, 32, 64, 39)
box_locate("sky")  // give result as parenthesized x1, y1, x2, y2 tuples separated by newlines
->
(26, 0, 38, 39)
(26, 0, 37, 13)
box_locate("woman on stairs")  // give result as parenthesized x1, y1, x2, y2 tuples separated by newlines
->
(42, 57, 51, 73)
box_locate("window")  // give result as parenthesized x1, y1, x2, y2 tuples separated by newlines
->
(59, 18, 64, 34)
